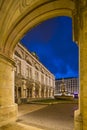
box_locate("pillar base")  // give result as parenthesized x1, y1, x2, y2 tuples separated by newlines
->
(74, 109, 83, 130)
(0, 103, 18, 127)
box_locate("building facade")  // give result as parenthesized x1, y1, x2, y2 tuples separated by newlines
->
(55, 78, 79, 95)
(1, 1, 87, 129)
(14, 43, 55, 104)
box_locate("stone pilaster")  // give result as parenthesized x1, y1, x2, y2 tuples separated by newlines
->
(49, 88, 51, 97)
(47, 89, 50, 98)
(74, 7, 87, 130)
(51, 88, 53, 97)
(0, 54, 17, 127)
(46, 88, 48, 98)
(32, 83, 35, 98)
(50, 89, 52, 97)
(39, 85, 41, 98)
(44, 86, 46, 98)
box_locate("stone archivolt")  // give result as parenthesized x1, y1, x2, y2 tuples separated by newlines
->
(0, 0, 75, 58)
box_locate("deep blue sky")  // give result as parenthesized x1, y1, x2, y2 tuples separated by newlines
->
(21, 16, 78, 79)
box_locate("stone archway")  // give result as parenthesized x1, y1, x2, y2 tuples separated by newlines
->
(0, 0, 75, 57)
(0, 0, 87, 130)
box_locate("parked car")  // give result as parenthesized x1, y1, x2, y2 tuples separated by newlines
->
(74, 93, 78, 98)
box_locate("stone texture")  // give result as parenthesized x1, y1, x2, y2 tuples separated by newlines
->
(14, 43, 55, 103)
(0, 0, 87, 130)
(0, 55, 18, 127)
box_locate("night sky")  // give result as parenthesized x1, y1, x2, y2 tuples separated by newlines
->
(21, 16, 79, 79)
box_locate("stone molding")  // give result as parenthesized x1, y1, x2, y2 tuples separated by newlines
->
(0, 53, 15, 67)
(15, 43, 55, 78)
(0, 0, 75, 56)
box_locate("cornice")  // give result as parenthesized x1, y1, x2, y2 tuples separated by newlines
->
(0, 52, 15, 67)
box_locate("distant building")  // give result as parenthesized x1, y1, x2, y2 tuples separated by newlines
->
(55, 78, 79, 95)
(14, 43, 55, 104)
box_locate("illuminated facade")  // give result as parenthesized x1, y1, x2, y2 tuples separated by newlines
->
(55, 78, 79, 95)
(1, 1, 87, 129)
(14, 43, 55, 104)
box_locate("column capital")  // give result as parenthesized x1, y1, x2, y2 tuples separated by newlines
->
(0, 53, 15, 67)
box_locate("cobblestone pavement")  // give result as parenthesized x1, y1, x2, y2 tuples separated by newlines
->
(18, 103, 78, 130)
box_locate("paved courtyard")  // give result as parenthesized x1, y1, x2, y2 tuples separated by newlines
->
(17, 103, 78, 130)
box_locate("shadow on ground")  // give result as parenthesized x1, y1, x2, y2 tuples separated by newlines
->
(18, 103, 78, 130)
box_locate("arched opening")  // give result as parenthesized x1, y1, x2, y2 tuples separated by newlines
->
(1, 1, 85, 130)
(15, 16, 79, 130)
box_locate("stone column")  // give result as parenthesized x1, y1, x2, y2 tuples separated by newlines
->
(39, 85, 41, 98)
(0, 54, 17, 127)
(47, 88, 50, 98)
(46, 88, 48, 98)
(32, 83, 35, 98)
(49, 88, 52, 97)
(74, 9, 87, 130)
(49, 89, 52, 97)
(41, 86, 44, 98)
(44, 86, 46, 98)
(51, 88, 53, 97)
(52, 88, 54, 97)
